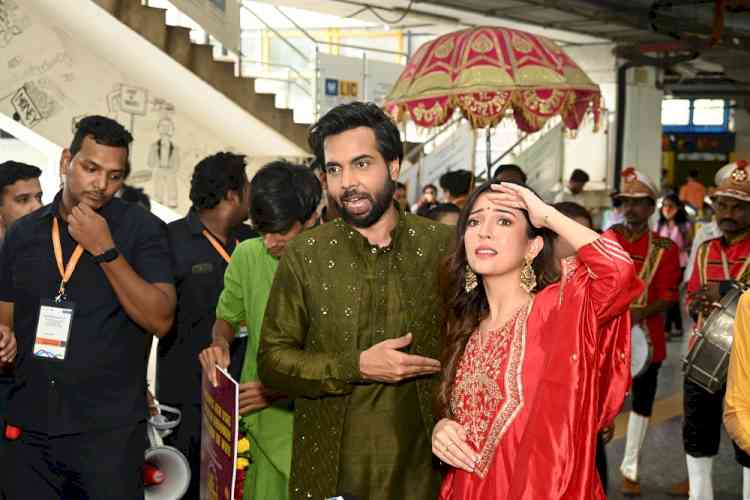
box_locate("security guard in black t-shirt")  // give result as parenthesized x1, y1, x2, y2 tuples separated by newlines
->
(0, 116, 176, 500)
(157, 152, 256, 499)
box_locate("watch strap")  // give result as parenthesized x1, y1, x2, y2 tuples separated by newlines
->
(92, 247, 119, 264)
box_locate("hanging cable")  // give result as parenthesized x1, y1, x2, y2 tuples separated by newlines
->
(342, 0, 416, 24)
(344, 6, 369, 18)
(367, 0, 415, 24)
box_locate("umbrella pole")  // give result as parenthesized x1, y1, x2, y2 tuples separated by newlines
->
(486, 127, 492, 179)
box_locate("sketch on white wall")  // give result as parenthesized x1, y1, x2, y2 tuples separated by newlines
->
(1, 81, 58, 128)
(107, 83, 148, 133)
(0, 0, 29, 48)
(148, 116, 180, 208)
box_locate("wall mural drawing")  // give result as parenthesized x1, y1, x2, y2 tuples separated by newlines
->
(0, 0, 28, 48)
(107, 83, 148, 133)
(1, 80, 58, 128)
(147, 116, 180, 208)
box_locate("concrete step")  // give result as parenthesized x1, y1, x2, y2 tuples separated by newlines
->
(94, 0, 119, 15)
(165, 25, 193, 68)
(117, 0, 168, 51)
(92, 0, 311, 152)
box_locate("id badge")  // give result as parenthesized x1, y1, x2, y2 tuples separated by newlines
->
(33, 299, 75, 361)
(236, 320, 249, 339)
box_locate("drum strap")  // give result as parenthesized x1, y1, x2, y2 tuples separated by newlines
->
(721, 247, 750, 283)
(700, 240, 750, 286)
(634, 233, 665, 308)
(699, 242, 710, 287)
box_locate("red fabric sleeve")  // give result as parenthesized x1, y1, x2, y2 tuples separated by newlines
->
(576, 232, 644, 323)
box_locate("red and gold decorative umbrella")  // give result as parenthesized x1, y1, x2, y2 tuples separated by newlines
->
(385, 26, 602, 170)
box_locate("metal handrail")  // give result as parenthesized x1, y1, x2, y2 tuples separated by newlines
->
(398, 116, 465, 177)
(274, 6, 318, 44)
(241, 63, 313, 97)
(239, 57, 313, 89)
(315, 39, 408, 57)
(241, 4, 312, 64)
(273, 5, 408, 58)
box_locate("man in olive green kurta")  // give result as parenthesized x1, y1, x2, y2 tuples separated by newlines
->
(258, 102, 453, 500)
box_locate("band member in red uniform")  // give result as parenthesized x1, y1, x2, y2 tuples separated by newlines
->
(674, 160, 750, 499)
(609, 168, 681, 496)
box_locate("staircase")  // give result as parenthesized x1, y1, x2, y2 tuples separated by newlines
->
(92, 0, 311, 153)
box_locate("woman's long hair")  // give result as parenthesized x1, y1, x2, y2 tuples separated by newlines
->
(658, 193, 689, 226)
(657, 193, 691, 244)
(436, 180, 555, 418)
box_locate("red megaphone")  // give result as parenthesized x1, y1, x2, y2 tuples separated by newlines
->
(143, 463, 165, 486)
(4, 424, 21, 440)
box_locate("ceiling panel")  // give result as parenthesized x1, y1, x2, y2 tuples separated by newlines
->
(509, 10, 589, 23)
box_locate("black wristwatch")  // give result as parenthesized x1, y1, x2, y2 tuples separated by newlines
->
(92, 247, 119, 264)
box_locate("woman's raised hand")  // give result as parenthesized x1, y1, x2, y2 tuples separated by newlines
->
(489, 182, 552, 228)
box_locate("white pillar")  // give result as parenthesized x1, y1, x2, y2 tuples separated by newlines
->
(734, 105, 750, 160)
(622, 66, 664, 185)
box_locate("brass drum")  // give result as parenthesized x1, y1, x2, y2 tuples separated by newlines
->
(683, 286, 743, 393)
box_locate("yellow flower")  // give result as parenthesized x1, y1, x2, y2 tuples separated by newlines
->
(237, 457, 250, 470)
(237, 438, 251, 454)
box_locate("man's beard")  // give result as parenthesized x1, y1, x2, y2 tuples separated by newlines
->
(333, 179, 395, 229)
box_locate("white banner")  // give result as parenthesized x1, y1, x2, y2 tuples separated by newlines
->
(365, 59, 404, 106)
(317, 53, 364, 116)
(514, 123, 564, 202)
(398, 161, 420, 206)
(170, 0, 241, 54)
(420, 123, 476, 190)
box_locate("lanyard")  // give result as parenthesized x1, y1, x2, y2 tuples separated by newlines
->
(52, 217, 84, 301)
(201, 230, 236, 264)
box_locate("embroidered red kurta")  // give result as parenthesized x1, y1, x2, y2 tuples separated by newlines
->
(439, 234, 643, 500)
(611, 228, 680, 363)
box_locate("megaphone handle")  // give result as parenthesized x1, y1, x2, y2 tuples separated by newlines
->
(147, 421, 164, 448)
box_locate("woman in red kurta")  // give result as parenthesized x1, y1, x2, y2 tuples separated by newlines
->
(432, 181, 643, 499)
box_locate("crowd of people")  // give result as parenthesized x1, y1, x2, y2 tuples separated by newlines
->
(0, 101, 750, 500)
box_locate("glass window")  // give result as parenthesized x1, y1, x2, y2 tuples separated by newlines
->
(408, 34, 436, 57)
(340, 35, 401, 63)
(661, 99, 691, 126)
(692, 99, 725, 126)
(241, 31, 262, 60)
(268, 35, 315, 70)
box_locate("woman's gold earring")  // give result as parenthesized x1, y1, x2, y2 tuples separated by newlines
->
(520, 257, 537, 293)
(465, 265, 478, 293)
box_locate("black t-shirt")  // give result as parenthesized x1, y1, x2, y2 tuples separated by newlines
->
(0, 193, 173, 435)
(156, 211, 256, 405)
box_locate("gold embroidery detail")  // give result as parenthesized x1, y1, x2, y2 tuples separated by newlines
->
(412, 102, 448, 126)
(434, 39, 455, 58)
(450, 300, 532, 478)
(511, 32, 533, 53)
(471, 33, 494, 54)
